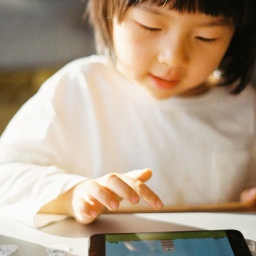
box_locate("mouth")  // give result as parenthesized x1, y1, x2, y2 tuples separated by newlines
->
(148, 74, 180, 90)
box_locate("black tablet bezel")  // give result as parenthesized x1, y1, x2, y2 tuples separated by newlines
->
(89, 230, 252, 256)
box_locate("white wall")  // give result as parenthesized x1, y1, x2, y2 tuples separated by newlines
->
(0, 0, 95, 70)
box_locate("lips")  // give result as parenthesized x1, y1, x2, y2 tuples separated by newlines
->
(148, 74, 180, 90)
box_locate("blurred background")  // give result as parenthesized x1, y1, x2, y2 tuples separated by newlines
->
(0, 0, 95, 134)
(0, 0, 256, 135)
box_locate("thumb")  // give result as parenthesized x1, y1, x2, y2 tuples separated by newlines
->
(125, 168, 153, 182)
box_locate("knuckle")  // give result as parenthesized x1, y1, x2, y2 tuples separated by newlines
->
(86, 179, 98, 190)
(86, 180, 105, 198)
(106, 173, 119, 181)
(103, 173, 120, 185)
(134, 180, 144, 191)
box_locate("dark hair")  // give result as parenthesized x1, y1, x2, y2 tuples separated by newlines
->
(88, 0, 256, 93)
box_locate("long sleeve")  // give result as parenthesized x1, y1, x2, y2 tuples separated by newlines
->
(1, 55, 256, 227)
(0, 68, 88, 227)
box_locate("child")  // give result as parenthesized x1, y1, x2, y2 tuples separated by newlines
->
(0, 0, 256, 227)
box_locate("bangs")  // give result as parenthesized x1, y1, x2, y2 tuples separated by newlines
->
(126, 0, 247, 25)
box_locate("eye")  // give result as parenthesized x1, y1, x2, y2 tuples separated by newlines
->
(135, 21, 162, 32)
(196, 36, 217, 43)
(141, 24, 161, 32)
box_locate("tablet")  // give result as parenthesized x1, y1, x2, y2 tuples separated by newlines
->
(89, 229, 252, 256)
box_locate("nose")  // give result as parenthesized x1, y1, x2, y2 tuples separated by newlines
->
(158, 38, 189, 68)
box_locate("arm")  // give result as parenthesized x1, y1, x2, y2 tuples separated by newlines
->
(0, 62, 164, 226)
(0, 70, 86, 227)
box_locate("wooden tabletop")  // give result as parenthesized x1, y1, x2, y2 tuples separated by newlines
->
(110, 201, 256, 214)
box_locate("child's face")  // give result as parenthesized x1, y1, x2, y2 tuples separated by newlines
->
(112, 3, 235, 99)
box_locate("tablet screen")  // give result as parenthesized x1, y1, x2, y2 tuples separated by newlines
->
(105, 230, 234, 255)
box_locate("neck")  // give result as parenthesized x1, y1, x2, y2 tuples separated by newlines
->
(179, 83, 213, 97)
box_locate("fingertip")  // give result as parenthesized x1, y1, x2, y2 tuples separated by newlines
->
(155, 200, 164, 209)
(138, 168, 153, 181)
(248, 188, 256, 199)
(72, 197, 102, 223)
(89, 210, 98, 218)
(75, 207, 100, 224)
(143, 168, 152, 176)
(109, 199, 119, 210)
(131, 194, 140, 204)
(241, 188, 256, 202)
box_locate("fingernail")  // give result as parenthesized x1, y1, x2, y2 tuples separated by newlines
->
(131, 194, 140, 204)
(247, 188, 256, 199)
(155, 200, 164, 209)
(110, 200, 119, 210)
(89, 210, 98, 218)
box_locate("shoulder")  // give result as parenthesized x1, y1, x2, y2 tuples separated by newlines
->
(36, 55, 117, 98)
(225, 85, 256, 112)
(208, 85, 256, 118)
(60, 55, 114, 77)
(43, 54, 114, 84)
(215, 85, 256, 137)
(237, 85, 256, 104)
(180, 85, 256, 128)
(209, 85, 256, 107)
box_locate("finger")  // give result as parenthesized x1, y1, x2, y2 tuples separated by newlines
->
(87, 180, 121, 210)
(98, 174, 140, 205)
(119, 173, 164, 209)
(132, 179, 164, 209)
(72, 197, 102, 224)
(74, 180, 120, 212)
(240, 188, 256, 203)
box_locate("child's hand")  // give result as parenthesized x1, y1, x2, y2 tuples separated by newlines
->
(240, 187, 256, 204)
(71, 168, 164, 224)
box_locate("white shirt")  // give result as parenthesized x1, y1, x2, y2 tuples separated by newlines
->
(0, 55, 256, 227)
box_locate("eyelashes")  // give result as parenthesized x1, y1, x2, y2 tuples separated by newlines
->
(136, 21, 218, 43)
(195, 36, 217, 43)
(139, 24, 162, 32)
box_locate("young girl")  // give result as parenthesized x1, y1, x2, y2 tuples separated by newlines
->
(0, 0, 255, 227)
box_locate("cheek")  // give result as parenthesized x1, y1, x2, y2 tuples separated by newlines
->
(186, 56, 218, 86)
(113, 23, 154, 67)
(114, 37, 154, 78)
(207, 39, 233, 69)
(192, 47, 227, 77)
(190, 35, 232, 76)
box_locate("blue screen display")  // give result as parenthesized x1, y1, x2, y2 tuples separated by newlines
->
(105, 231, 234, 256)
